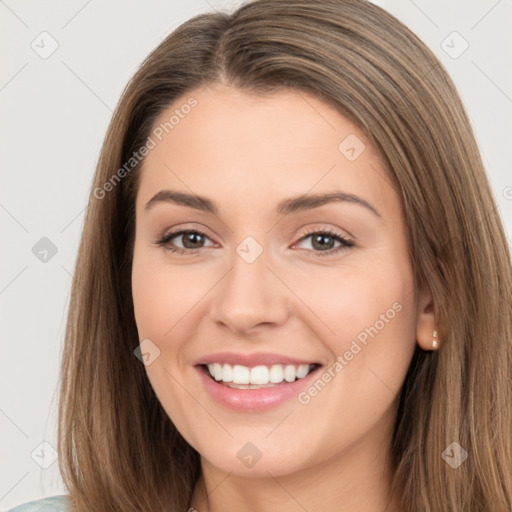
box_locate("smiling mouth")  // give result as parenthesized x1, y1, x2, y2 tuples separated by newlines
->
(200, 363, 322, 389)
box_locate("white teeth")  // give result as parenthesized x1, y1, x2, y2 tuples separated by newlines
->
(250, 365, 269, 384)
(213, 363, 222, 381)
(222, 363, 233, 382)
(284, 365, 296, 382)
(206, 363, 313, 385)
(232, 365, 250, 384)
(296, 364, 309, 378)
(269, 364, 284, 383)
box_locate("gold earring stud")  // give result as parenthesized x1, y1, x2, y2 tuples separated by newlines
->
(432, 330, 438, 349)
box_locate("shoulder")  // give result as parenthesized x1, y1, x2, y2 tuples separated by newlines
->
(6, 495, 70, 512)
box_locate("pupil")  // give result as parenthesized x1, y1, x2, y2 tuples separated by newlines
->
(184, 232, 203, 248)
(313, 234, 334, 250)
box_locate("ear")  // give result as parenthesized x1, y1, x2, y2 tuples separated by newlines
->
(416, 284, 438, 351)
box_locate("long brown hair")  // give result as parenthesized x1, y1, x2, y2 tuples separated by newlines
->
(58, 0, 512, 510)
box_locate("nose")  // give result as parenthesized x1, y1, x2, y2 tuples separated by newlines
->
(208, 244, 290, 337)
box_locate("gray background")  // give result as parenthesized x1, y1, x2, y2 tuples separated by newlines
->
(1, 0, 511, 508)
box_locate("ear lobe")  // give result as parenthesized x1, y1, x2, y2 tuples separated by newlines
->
(415, 285, 438, 351)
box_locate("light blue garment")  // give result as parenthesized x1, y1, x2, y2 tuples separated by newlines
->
(6, 495, 69, 512)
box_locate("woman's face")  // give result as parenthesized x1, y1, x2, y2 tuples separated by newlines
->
(131, 83, 429, 477)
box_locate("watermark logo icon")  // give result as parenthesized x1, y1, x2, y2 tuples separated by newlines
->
(237, 442, 263, 468)
(236, 236, 263, 264)
(31, 441, 58, 469)
(442, 441, 468, 469)
(134, 338, 161, 366)
(31, 31, 59, 59)
(32, 237, 58, 263)
(338, 134, 366, 161)
(441, 31, 469, 59)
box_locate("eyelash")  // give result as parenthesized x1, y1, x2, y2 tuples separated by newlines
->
(155, 227, 354, 257)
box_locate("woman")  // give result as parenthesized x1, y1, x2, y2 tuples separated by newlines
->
(9, 0, 512, 510)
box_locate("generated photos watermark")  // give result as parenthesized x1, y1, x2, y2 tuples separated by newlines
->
(297, 301, 403, 405)
(93, 97, 198, 200)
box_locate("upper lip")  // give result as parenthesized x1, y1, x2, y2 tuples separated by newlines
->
(194, 352, 320, 367)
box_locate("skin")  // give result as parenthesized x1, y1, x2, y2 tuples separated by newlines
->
(131, 82, 436, 512)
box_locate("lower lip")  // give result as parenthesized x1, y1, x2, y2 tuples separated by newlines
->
(195, 365, 322, 412)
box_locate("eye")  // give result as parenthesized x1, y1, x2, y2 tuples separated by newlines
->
(293, 228, 354, 257)
(154, 229, 214, 255)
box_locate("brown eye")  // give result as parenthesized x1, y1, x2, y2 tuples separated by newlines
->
(295, 229, 354, 257)
(155, 229, 213, 254)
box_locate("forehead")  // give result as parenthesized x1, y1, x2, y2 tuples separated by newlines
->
(136, 83, 396, 217)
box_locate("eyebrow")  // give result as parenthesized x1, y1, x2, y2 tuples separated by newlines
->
(144, 189, 381, 218)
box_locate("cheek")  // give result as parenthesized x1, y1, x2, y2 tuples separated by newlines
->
(301, 273, 416, 473)
(284, 263, 416, 459)
(287, 249, 417, 400)
(132, 266, 173, 340)
(131, 246, 201, 342)
(287, 253, 416, 350)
